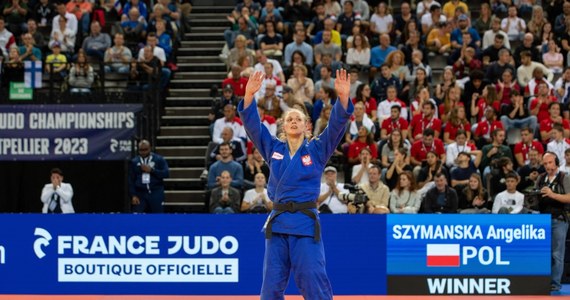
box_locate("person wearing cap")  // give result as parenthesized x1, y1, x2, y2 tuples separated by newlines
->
(442, 0, 468, 19)
(238, 69, 353, 299)
(45, 41, 67, 77)
(41, 168, 74, 214)
(450, 14, 481, 50)
(317, 166, 349, 214)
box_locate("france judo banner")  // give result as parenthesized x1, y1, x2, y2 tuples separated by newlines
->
(0, 214, 549, 295)
(386, 214, 551, 295)
(0, 104, 143, 160)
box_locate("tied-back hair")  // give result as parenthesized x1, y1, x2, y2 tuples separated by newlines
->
(464, 173, 484, 202)
(395, 170, 416, 196)
(449, 106, 468, 126)
(278, 108, 313, 141)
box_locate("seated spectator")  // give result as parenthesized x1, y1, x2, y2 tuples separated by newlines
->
(154, 19, 172, 60)
(18, 33, 41, 62)
(313, 104, 332, 137)
(442, 0, 468, 19)
(458, 173, 490, 213)
(540, 102, 570, 143)
(496, 69, 520, 106)
(518, 148, 545, 187)
(53, 3, 78, 37)
(121, 7, 147, 45)
(473, 106, 504, 148)
(259, 0, 283, 33)
(212, 104, 246, 145)
(501, 5, 526, 42)
(2, 46, 24, 87)
(445, 129, 477, 168)
(492, 172, 524, 214)
(49, 16, 76, 56)
(450, 151, 482, 188)
(530, 82, 557, 123)
(254, 50, 285, 83)
(417, 150, 449, 188)
(421, 4, 446, 36)
(222, 65, 248, 97)
(434, 67, 458, 102)
(209, 170, 241, 214)
(407, 70, 432, 107)
(228, 34, 255, 69)
(444, 106, 471, 143)
(547, 124, 570, 167)
(369, 34, 396, 79)
(307, 1, 327, 36)
(347, 124, 377, 166)
(450, 14, 481, 51)
(257, 105, 277, 136)
(409, 101, 442, 141)
(377, 85, 408, 123)
(66, 0, 92, 36)
(259, 21, 283, 57)
(385, 146, 413, 189)
(380, 106, 409, 141)
(25, 20, 45, 50)
(482, 33, 508, 67)
(336, 1, 358, 39)
(33, 0, 56, 27)
(345, 101, 375, 142)
(554, 67, 570, 109)
(348, 68, 362, 99)
(129, 46, 160, 90)
(224, 16, 256, 49)
(393, 2, 419, 46)
(284, 28, 313, 68)
(485, 48, 515, 84)
(389, 171, 420, 214)
(472, 84, 501, 123)
(283, 0, 312, 28)
(241, 172, 273, 213)
(3, 0, 28, 36)
(401, 29, 428, 65)
(0, 18, 14, 58)
(317, 166, 348, 214)
(68, 50, 94, 94)
(352, 83, 377, 122)
(210, 127, 247, 167)
(462, 70, 487, 117)
(286, 64, 314, 105)
(104, 33, 132, 73)
(209, 85, 239, 128)
(514, 33, 540, 67)
(426, 22, 453, 55)
(482, 16, 511, 50)
(421, 172, 458, 213)
(121, 0, 149, 21)
(356, 164, 390, 214)
(257, 82, 284, 119)
(314, 30, 342, 66)
(313, 16, 341, 47)
(312, 85, 336, 124)
(386, 50, 407, 85)
(243, 147, 269, 190)
(45, 42, 68, 78)
(517, 51, 553, 89)
(345, 33, 370, 67)
(480, 128, 513, 175)
(82, 21, 111, 61)
(403, 49, 431, 84)
(313, 53, 342, 82)
(314, 65, 335, 95)
(254, 63, 282, 100)
(233, 0, 260, 22)
(543, 39, 564, 74)
(410, 128, 446, 173)
(370, 64, 400, 101)
(369, 2, 392, 38)
(207, 142, 244, 190)
(452, 46, 482, 81)
(151, 0, 180, 34)
(439, 86, 462, 124)
(514, 127, 544, 167)
(351, 147, 374, 185)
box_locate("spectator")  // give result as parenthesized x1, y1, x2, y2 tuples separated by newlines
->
(228, 34, 256, 69)
(458, 173, 490, 213)
(257, 104, 277, 136)
(450, 151, 482, 189)
(53, 3, 78, 36)
(386, 50, 407, 84)
(130, 46, 160, 90)
(313, 104, 332, 136)
(370, 64, 400, 101)
(313, 17, 342, 47)
(3, 0, 28, 36)
(224, 16, 255, 49)
(402, 30, 428, 65)
(284, 28, 313, 68)
(336, 0, 357, 38)
(154, 19, 172, 59)
(49, 16, 75, 55)
(222, 65, 248, 97)
(212, 104, 246, 145)
(540, 102, 570, 143)
(314, 30, 342, 66)
(345, 33, 370, 67)
(446, 129, 476, 168)
(259, 0, 283, 33)
(421, 172, 458, 213)
(443, 106, 471, 144)
(0, 17, 15, 57)
(547, 124, 570, 167)
(417, 150, 448, 188)
(450, 14, 480, 50)
(482, 33, 508, 67)
(410, 128, 446, 171)
(543, 39, 564, 74)
(501, 5, 526, 42)
(234, 0, 260, 21)
(496, 69, 520, 106)
(514, 33, 540, 67)
(555, 68, 570, 108)
(323, 0, 341, 17)
(33, 0, 56, 27)
(121, 7, 147, 44)
(442, 0, 468, 19)
(257, 82, 284, 119)
(394, 2, 419, 46)
(357, 164, 390, 214)
(40, 168, 74, 214)
(287, 64, 314, 105)
(25, 19, 45, 50)
(426, 21, 452, 56)
(409, 101, 442, 141)
(241, 172, 273, 213)
(254, 50, 285, 83)
(66, 0, 92, 36)
(45, 42, 67, 78)
(68, 50, 94, 94)
(210, 170, 241, 214)
(407, 67, 432, 102)
(377, 85, 407, 122)
(389, 170, 420, 214)
(554, 1, 570, 35)
(421, 4, 446, 36)
(370, 34, 396, 78)
(260, 21, 283, 57)
(283, 0, 311, 26)
(473, 105, 504, 147)
(452, 46, 481, 81)
(518, 149, 545, 189)
(348, 68, 362, 99)
(104, 33, 132, 73)
(18, 33, 41, 62)
(317, 166, 349, 214)
(352, 83, 377, 122)
(128, 139, 170, 213)
(345, 101, 375, 142)
(514, 127, 545, 167)
(438, 85, 462, 123)
(82, 21, 111, 61)
(492, 172, 524, 214)
(528, 5, 548, 39)
(243, 146, 269, 189)
(369, 2, 392, 37)
(312, 85, 336, 123)
(348, 0, 370, 22)
(2, 46, 23, 86)
(307, 2, 327, 36)
(351, 147, 374, 185)
(417, 0, 440, 20)
(500, 90, 537, 132)
(518, 51, 553, 89)
(530, 82, 556, 123)
(346, 123, 377, 167)
(314, 66, 335, 96)
(210, 127, 246, 168)
(122, 0, 149, 21)
(482, 16, 511, 50)
(385, 145, 413, 190)
(480, 128, 513, 174)
(207, 142, 244, 190)
(380, 105, 409, 141)
(472, 3, 492, 38)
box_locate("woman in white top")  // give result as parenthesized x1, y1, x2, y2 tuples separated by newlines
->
(323, 0, 341, 17)
(345, 33, 370, 66)
(241, 172, 273, 213)
(286, 64, 315, 104)
(49, 17, 76, 54)
(351, 147, 374, 185)
(370, 2, 393, 36)
(543, 39, 564, 74)
(389, 170, 421, 213)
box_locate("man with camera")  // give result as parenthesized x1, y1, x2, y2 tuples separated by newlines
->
(346, 164, 390, 214)
(535, 152, 570, 292)
(317, 166, 349, 214)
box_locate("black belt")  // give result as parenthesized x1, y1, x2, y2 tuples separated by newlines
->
(266, 201, 320, 241)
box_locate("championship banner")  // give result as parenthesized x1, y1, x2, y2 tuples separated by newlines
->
(0, 214, 386, 295)
(0, 104, 143, 160)
(386, 214, 551, 295)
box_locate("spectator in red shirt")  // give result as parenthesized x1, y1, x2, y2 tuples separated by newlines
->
(473, 106, 504, 149)
(352, 83, 378, 121)
(380, 105, 409, 140)
(443, 105, 471, 144)
(409, 101, 442, 141)
(410, 128, 446, 176)
(514, 127, 545, 167)
(471, 84, 501, 123)
(530, 82, 556, 124)
(222, 64, 249, 97)
(496, 69, 520, 106)
(524, 67, 553, 98)
(539, 102, 570, 143)
(439, 85, 463, 123)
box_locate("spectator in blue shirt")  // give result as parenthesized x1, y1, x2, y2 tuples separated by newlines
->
(370, 33, 396, 80)
(121, 0, 148, 21)
(18, 33, 42, 61)
(450, 14, 481, 50)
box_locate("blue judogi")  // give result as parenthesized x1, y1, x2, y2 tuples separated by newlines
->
(238, 98, 353, 300)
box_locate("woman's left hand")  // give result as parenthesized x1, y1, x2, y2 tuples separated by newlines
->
(334, 69, 350, 110)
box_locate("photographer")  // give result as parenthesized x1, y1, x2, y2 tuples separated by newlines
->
(317, 166, 349, 214)
(348, 164, 389, 214)
(535, 152, 570, 292)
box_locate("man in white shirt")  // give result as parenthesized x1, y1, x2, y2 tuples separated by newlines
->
(40, 168, 74, 214)
(547, 124, 570, 168)
(446, 129, 476, 168)
(492, 172, 524, 213)
(254, 50, 285, 83)
(501, 5, 526, 42)
(212, 104, 247, 145)
(317, 166, 348, 214)
(482, 16, 511, 50)
(53, 3, 78, 36)
(517, 50, 553, 88)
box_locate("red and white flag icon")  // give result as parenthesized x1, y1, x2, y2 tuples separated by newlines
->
(426, 244, 460, 267)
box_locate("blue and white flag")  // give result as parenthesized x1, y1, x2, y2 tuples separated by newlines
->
(24, 61, 42, 89)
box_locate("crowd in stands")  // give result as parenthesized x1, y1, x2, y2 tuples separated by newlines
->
(0, 0, 192, 95)
(207, 0, 570, 215)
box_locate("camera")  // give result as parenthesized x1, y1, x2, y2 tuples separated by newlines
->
(524, 188, 542, 210)
(340, 184, 368, 206)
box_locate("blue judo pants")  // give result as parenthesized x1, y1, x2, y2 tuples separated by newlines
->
(261, 233, 333, 300)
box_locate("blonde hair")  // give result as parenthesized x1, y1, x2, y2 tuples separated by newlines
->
(278, 108, 312, 140)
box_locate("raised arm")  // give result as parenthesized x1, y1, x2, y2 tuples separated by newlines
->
(334, 69, 350, 110)
(243, 71, 265, 109)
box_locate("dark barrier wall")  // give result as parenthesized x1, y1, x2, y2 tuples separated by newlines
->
(0, 161, 129, 213)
